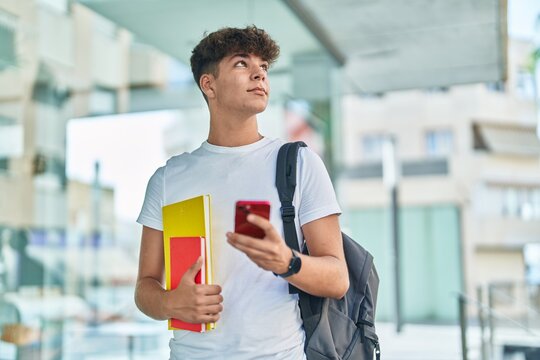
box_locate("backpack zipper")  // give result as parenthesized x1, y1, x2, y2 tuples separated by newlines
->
(374, 341, 381, 360)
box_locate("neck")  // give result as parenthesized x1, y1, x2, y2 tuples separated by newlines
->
(207, 110, 263, 147)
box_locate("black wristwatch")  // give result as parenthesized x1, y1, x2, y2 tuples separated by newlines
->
(274, 249, 302, 278)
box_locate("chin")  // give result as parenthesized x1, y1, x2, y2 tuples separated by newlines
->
(255, 104, 268, 113)
(246, 102, 268, 114)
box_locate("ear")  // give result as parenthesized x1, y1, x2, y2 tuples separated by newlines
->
(200, 74, 215, 99)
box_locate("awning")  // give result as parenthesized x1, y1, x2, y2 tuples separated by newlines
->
(473, 121, 540, 156)
(78, 0, 507, 93)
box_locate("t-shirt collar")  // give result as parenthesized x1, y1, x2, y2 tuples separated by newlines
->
(201, 136, 271, 154)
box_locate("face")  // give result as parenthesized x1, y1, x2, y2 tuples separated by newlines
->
(204, 53, 270, 116)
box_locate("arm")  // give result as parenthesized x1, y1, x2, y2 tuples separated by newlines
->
(134, 226, 168, 320)
(294, 214, 349, 298)
(135, 225, 223, 323)
(226, 214, 349, 299)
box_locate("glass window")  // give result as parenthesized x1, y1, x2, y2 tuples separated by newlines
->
(485, 80, 506, 93)
(0, 9, 17, 70)
(518, 187, 533, 220)
(499, 186, 540, 220)
(0, 5, 173, 359)
(425, 129, 453, 157)
(361, 134, 385, 161)
(503, 187, 519, 217)
(524, 243, 540, 285)
(0, 158, 7, 172)
(89, 87, 118, 116)
(533, 189, 540, 219)
(515, 68, 535, 99)
(0, 122, 23, 160)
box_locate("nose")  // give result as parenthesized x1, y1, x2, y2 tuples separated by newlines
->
(251, 66, 266, 81)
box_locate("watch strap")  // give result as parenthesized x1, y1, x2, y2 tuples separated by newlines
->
(273, 248, 299, 278)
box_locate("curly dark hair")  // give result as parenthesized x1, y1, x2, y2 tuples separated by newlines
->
(190, 26, 280, 95)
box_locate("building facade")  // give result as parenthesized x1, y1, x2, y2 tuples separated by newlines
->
(339, 38, 540, 322)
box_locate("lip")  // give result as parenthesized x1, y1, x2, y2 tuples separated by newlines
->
(248, 87, 267, 95)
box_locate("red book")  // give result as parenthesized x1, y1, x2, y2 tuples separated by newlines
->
(169, 236, 206, 332)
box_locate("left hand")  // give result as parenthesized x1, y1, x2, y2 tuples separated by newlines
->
(227, 214, 291, 274)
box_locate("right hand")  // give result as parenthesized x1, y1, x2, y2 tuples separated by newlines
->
(163, 257, 223, 324)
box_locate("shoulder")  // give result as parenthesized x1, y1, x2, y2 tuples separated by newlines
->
(298, 146, 325, 168)
(248, 137, 285, 159)
(162, 150, 200, 175)
(165, 152, 189, 167)
(148, 165, 165, 182)
(266, 137, 286, 152)
(298, 145, 318, 159)
(273, 141, 326, 172)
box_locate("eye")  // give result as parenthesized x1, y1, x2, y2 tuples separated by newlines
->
(261, 64, 269, 72)
(235, 60, 247, 68)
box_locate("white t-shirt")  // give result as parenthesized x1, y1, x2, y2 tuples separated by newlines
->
(137, 137, 341, 360)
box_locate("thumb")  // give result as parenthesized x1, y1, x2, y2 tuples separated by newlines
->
(183, 256, 203, 283)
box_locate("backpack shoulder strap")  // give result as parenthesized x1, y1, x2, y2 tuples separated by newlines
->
(275, 141, 307, 251)
(275, 141, 307, 294)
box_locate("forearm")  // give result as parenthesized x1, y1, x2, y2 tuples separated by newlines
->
(134, 277, 169, 321)
(285, 253, 349, 299)
(225, 214, 348, 298)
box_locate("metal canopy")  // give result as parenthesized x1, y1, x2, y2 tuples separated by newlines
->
(79, 0, 506, 94)
(287, 0, 507, 93)
(78, 0, 322, 73)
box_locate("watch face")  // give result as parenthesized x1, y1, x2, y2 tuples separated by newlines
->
(290, 256, 302, 274)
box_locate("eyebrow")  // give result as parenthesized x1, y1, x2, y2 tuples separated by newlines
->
(230, 53, 249, 61)
(229, 53, 268, 65)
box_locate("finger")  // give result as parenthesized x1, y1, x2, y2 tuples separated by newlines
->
(198, 304, 223, 315)
(197, 313, 220, 323)
(227, 232, 268, 251)
(183, 256, 203, 283)
(194, 294, 223, 306)
(228, 238, 272, 260)
(200, 294, 223, 306)
(197, 284, 222, 295)
(247, 214, 280, 239)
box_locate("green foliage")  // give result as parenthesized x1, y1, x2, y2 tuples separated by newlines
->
(527, 47, 540, 74)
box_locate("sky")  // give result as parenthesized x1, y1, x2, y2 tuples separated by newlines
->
(66, 111, 176, 222)
(508, 0, 540, 41)
(66, 0, 540, 223)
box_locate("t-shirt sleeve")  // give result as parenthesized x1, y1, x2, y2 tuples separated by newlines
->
(297, 147, 342, 226)
(136, 166, 165, 231)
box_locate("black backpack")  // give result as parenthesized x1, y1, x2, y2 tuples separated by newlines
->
(276, 141, 381, 360)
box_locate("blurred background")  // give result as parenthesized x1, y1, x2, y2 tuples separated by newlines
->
(0, 0, 539, 359)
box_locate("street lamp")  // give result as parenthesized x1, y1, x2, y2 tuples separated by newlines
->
(382, 135, 402, 333)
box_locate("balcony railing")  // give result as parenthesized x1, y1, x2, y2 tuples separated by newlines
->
(344, 157, 449, 179)
(458, 282, 540, 360)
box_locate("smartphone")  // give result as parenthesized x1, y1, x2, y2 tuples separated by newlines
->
(234, 200, 271, 239)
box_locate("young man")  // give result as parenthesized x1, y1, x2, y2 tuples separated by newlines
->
(135, 26, 348, 359)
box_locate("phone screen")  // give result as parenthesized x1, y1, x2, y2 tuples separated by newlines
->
(234, 200, 271, 239)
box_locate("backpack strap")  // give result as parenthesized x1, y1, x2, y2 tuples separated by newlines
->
(275, 141, 307, 295)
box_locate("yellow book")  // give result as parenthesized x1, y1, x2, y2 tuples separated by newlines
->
(162, 194, 215, 331)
